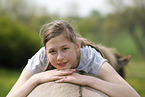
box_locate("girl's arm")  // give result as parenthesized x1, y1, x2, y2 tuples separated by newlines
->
(55, 62, 140, 97)
(89, 62, 140, 97)
(7, 65, 76, 97)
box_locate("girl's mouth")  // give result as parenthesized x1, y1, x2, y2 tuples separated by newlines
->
(57, 62, 68, 67)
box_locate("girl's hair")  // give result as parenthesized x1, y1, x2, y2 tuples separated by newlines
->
(40, 20, 77, 47)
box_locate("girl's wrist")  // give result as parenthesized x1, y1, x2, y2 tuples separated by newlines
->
(85, 76, 97, 87)
(31, 74, 41, 85)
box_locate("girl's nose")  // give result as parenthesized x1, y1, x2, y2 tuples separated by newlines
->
(57, 52, 64, 61)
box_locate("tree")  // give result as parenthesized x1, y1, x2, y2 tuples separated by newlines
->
(104, 0, 145, 59)
(77, 10, 104, 43)
(0, 16, 41, 69)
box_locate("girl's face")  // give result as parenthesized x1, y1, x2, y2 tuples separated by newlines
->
(45, 34, 80, 70)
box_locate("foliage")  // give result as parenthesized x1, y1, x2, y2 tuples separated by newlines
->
(0, 16, 41, 69)
(105, 0, 145, 59)
(77, 10, 105, 44)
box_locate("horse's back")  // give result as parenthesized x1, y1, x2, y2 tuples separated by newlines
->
(28, 82, 108, 97)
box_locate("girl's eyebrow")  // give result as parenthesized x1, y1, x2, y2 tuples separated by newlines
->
(47, 44, 70, 51)
(61, 45, 68, 48)
(47, 48, 55, 52)
(61, 44, 71, 49)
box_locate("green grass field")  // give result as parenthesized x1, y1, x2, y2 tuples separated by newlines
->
(0, 60, 145, 97)
(0, 68, 21, 97)
(126, 60, 145, 96)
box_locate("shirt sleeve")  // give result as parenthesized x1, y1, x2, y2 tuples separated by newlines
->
(27, 47, 47, 75)
(76, 46, 107, 76)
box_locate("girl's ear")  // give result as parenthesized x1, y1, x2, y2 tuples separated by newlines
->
(75, 42, 80, 52)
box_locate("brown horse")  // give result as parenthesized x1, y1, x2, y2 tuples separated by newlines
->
(28, 80, 108, 97)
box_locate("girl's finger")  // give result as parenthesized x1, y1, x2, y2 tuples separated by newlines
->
(55, 76, 74, 83)
(55, 69, 76, 76)
(47, 76, 65, 82)
(51, 76, 64, 80)
(57, 69, 76, 72)
(55, 79, 66, 83)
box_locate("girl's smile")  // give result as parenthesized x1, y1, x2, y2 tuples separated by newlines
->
(45, 34, 80, 70)
(57, 62, 68, 67)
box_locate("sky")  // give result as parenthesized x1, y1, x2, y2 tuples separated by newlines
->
(33, 0, 113, 17)
(33, 0, 133, 17)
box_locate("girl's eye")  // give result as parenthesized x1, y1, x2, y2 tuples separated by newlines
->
(49, 50, 56, 54)
(63, 48, 68, 51)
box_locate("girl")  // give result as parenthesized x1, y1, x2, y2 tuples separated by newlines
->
(7, 20, 140, 97)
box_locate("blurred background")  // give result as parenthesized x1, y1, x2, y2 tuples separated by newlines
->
(0, 0, 144, 96)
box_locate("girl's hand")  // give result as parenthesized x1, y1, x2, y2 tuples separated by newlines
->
(55, 73, 92, 86)
(33, 69, 76, 84)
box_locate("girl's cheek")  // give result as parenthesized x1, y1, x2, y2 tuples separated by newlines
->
(47, 55, 53, 62)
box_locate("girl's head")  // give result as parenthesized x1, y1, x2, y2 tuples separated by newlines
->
(40, 20, 80, 70)
(40, 20, 77, 47)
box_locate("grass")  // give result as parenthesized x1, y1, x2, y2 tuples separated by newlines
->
(125, 60, 145, 97)
(0, 68, 21, 97)
(0, 60, 145, 97)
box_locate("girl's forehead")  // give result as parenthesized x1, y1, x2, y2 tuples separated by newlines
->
(46, 34, 74, 49)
